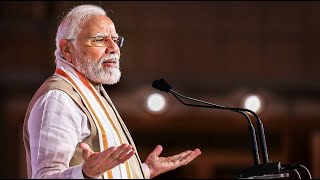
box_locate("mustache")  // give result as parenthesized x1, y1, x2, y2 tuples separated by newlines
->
(99, 54, 119, 63)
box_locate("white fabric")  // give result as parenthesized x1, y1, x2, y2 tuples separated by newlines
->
(27, 57, 150, 179)
(55, 57, 129, 179)
(28, 90, 89, 179)
(141, 163, 150, 179)
(28, 89, 150, 179)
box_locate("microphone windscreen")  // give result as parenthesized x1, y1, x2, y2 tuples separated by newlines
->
(152, 78, 172, 92)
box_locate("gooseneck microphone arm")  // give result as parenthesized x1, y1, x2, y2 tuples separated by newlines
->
(170, 89, 260, 165)
(227, 104, 269, 164)
(173, 88, 269, 164)
(151, 77, 269, 164)
(173, 89, 269, 164)
(152, 78, 260, 165)
(152, 78, 313, 179)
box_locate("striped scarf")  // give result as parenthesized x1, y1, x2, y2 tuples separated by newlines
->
(55, 57, 133, 179)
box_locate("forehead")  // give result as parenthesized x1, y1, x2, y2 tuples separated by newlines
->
(78, 15, 117, 36)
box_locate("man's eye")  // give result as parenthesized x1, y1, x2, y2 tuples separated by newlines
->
(93, 37, 104, 42)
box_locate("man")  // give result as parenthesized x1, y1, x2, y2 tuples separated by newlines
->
(23, 4, 201, 179)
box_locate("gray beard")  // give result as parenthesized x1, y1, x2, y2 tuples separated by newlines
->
(73, 54, 121, 85)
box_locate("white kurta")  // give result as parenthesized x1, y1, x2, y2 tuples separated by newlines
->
(27, 89, 150, 179)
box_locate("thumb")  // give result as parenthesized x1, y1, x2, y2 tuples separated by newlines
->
(151, 145, 163, 157)
(79, 142, 94, 161)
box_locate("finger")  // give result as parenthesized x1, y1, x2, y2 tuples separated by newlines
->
(170, 150, 192, 159)
(179, 149, 202, 166)
(166, 150, 193, 162)
(151, 145, 163, 157)
(101, 146, 119, 158)
(79, 143, 94, 161)
(104, 144, 134, 166)
(117, 150, 135, 164)
(117, 144, 133, 159)
(194, 148, 201, 156)
(178, 148, 201, 160)
(108, 144, 130, 159)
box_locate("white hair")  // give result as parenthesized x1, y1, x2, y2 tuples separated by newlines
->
(54, 4, 107, 61)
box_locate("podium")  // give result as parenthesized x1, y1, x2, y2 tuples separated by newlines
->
(238, 173, 290, 179)
(236, 162, 289, 179)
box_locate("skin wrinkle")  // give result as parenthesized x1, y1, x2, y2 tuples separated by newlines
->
(71, 15, 121, 86)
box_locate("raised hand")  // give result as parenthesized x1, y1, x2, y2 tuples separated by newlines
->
(144, 145, 201, 178)
(80, 143, 135, 178)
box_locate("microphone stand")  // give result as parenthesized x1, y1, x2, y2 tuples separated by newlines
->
(152, 78, 312, 179)
(169, 89, 286, 179)
(170, 89, 260, 166)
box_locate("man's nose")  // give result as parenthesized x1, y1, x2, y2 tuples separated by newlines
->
(105, 39, 120, 54)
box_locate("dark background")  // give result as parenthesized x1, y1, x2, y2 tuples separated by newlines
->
(1, 1, 320, 179)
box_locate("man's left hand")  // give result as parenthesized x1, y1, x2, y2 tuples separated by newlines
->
(144, 145, 201, 178)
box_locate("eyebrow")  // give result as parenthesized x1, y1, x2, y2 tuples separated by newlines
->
(93, 32, 119, 37)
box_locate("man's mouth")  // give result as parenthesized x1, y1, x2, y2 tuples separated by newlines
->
(102, 59, 118, 67)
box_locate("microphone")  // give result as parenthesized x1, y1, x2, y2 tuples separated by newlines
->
(152, 78, 261, 165)
(152, 78, 270, 164)
(152, 78, 293, 178)
(152, 78, 172, 92)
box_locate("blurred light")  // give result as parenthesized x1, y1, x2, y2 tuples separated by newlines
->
(244, 95, 262, 113)
(147, 93, 166, 112)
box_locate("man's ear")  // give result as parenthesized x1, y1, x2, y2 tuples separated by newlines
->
(59, 39, 73, 62)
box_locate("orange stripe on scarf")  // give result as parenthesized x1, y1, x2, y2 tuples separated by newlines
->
(55, 68, 113, 179)
(75, 70, 133, 179)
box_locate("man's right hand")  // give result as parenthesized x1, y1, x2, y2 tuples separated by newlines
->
(79, 143, 135, 178)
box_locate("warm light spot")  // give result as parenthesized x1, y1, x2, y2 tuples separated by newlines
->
(147, 93, 166, 112)
(244, 95, 262, 113)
